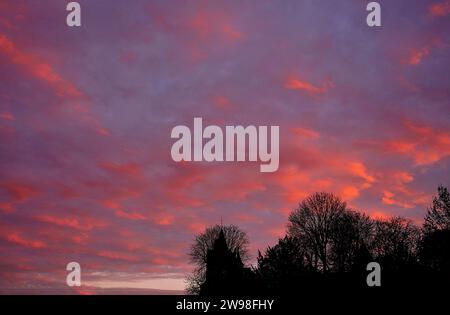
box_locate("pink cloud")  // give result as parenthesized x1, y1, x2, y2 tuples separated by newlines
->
(4, 232, 47, 249)
(36, 214, 107, 231)
(115, 208, 147, 221)
(285, 75, 334, 94)
(0, 34, 82, 98)
(429, 1, 450, 17)
(401, 38, 442, 66)
(291, 127, 321, 140)
(382, 121, 450, 165)
(2, 181, 37, 201)
(0, 111, 14, 121)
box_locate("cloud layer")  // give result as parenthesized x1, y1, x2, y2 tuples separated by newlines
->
(0, 0, 449, 293)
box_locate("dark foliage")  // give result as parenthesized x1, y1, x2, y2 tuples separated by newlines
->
(187, 187, 450, 295)
(187, 224, 249, 294)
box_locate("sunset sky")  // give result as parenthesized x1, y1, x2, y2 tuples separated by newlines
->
(0, 0, 449, 293)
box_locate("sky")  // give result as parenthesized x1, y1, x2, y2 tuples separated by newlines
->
(0, 0, 449, 294)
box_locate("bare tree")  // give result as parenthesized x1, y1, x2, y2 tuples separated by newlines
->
(372, 217, 420, 269)
(330, 210, 374, 272)
(287, 192, 347, 272)
(185, 268, 205, 295)
(186, 224, 250, 294)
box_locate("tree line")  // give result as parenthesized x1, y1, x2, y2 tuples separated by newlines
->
(186, 186, 450, 295)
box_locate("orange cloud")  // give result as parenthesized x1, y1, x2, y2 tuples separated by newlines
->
(401, 39, 441, 66)
(285, 75, 334, 94)
(188, 222, 206, 234)
(101, 199, 147, 221)
(429, 1, 450, 17)
(72, 234, 89, 245)
(382, 121, 450, 165)
(222, 25, 243, 40)
(0, 34, 109, 136)
(118, 228, 137, 238)
(161, 164, 209, 208)
(275, 164, 333, 204)
(36, 215, 106, 231)
(393, 171, 414, 184)
(150, 7, 244, 61)
(73, 287, 96, 295)
(376, 169, 428, 210)
(4, 232, 47, 249)
(212, 95, 233, 109)
(404, 47, 430, 65)
(0, 34, 82, 98)
(383, 140, 416, 154)
(340, 186, 360, 201)
(189, 10, 243, 42)
(358, 121, 450, 166)
(153, 213, 175, 226)
(1, 181, 38, 202)
(334, 162, 376, 201)
(291, 127, 320, 140)
(369, 210, 391, 221)
(347, 162, 375, 185)
(0, 202, 14, 213)
(0, 111, 14, 121)
(382, 190, 414, 209)
(275, 140, 383, 206)
(37, 215, 83, 230)
(101, 199, 121, 210)
(0, 1, 27, 30)
(115, 208, 147, 221)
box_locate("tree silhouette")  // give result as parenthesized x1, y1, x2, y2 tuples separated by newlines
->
(257, 236, 307, 293)
(424, 185, 450, 232)
(187, 224, 249, 294)
(372, 217, 420, 271)
(330, 210, 373, 272)
(419, 229, 450, 272)
(186, 186, 450, 295)
(419, 186, 450, 273)
(287, 192, 347, 272)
